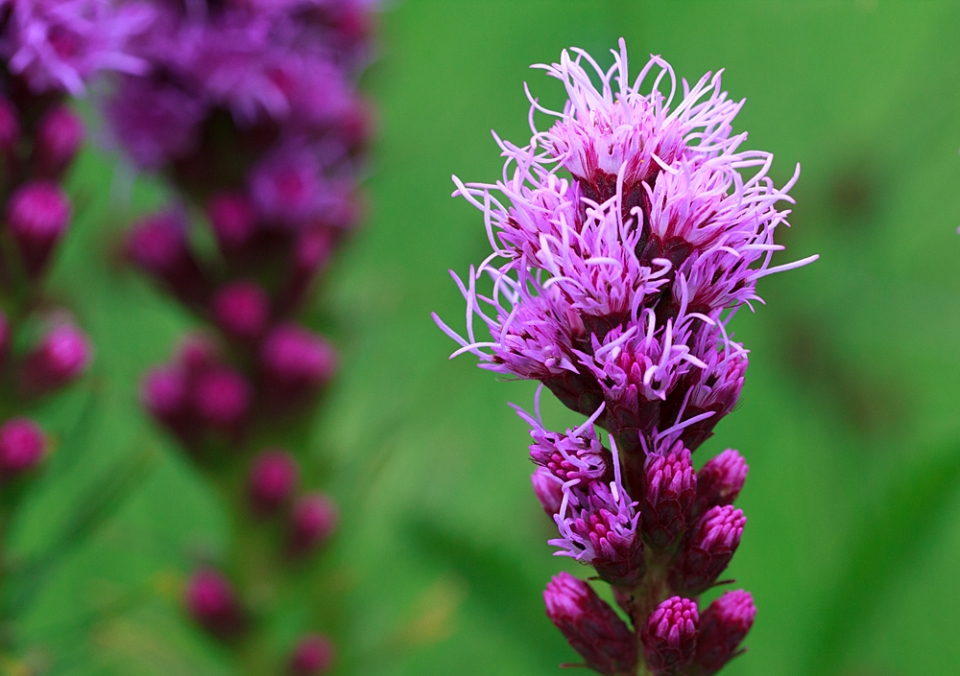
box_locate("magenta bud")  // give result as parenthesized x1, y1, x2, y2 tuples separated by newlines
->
(531, 467, 564, 516)
(193, 366, 251, 432)
(641, 596, 699, 676)
(7, 181, 71, 275)
(142, 366, 187, 420)
(35, 105, 84, 178)
(669, 505, 745, 596)
(140, 365, 200, 442)
(0, 418, 46, 477)
(0, 98, 19, 153)
(248, 450, 299, 515)
(694, 449, 748, 517)
(126, 212, 207, 304)
(261, 324, 337, 401)
(288, 493, 338, 556)
(641, 442, 696, 550)
(694, 590, 756, 675)
(211, 281, 271, 343)
(22, 324, 91, 396)
(289, 634, 335, 675)
(186, 568, 244, 639)
(206, 192, 258, 252)
(543, 572, 637, 675)
(178, 334, 219, 374)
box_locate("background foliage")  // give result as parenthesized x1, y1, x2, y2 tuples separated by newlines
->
(6, 1, 960, 674)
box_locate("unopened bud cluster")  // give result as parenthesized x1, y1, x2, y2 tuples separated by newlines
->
(438, 41, 815, 674)
(107, 0, 375, 668)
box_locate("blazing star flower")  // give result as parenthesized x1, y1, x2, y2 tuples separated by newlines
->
(1, 0, 154, 95)
(436, 40, 815, 675)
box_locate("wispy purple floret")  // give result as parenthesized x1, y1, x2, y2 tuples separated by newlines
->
(1, 0, 153, 95)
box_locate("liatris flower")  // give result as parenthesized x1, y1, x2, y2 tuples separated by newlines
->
(107, 0, 376, 664)
(435, 40, 816, 675)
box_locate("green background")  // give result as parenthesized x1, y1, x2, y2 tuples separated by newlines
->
(7, 1, 960, 674)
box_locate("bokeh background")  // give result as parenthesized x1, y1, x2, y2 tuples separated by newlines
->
(6, 1, 960, 674)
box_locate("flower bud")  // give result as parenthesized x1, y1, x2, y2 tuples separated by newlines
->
(186, 568, 244, 639)
(21, 324, 91, 396)
(0, 418, 46, 477)
(543, 572, 637, 675)
(289, 634, 335, 675)
(178, 334, 219, 375)
(248, 450, 299, 515)
(531, 467, 564, 516)
(288, 493, 338, 557)
(641, 442, 696, 550)
(694, 449, 748, 517)
(127, 212, 207, 304)
(206, 192, 258, 253)
(35, 105, 84, 178)
(641, 596, 699, 676)
(141, 365, 202, 442)
(0, 97, 19, 154)
(669, 505, 745, 595)
(193, 366, 251, 432)
(694, 590, 756, 675)
(261, 324, 337, 402)
(211, 281, 271, 343)
(7, 181, 71, 275)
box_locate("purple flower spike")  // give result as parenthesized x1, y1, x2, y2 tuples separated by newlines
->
(531, 467, 564, 517)
(288, 633, 335, 676)
(126, 211, 208, 305)
(35, 105, 85, 179)
(543, 572, 637, 676)
(435, 40, 815, 675)
(193, 366, 252, 433)
(0, 98, 20, 154)
(7, 181, 72, 276)
(694, 449, 748, 517)
(694, 590, 756, 675)
(261, 324, 337, 402)
(670, 505, 745, 595)
(641, 596, 699, 676)
(641, 441, 696, 550)
(186, 568, 245, 640)
(0, 418, 47, 477)
(21, 323, 91, 396)
(248, 450, 299, 516)
(288, 492, 338, 557)
(211, 281, 271, 344)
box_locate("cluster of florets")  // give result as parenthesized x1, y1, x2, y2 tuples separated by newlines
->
(437, 41, 814, 675)
(107, 1, 374, 669)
